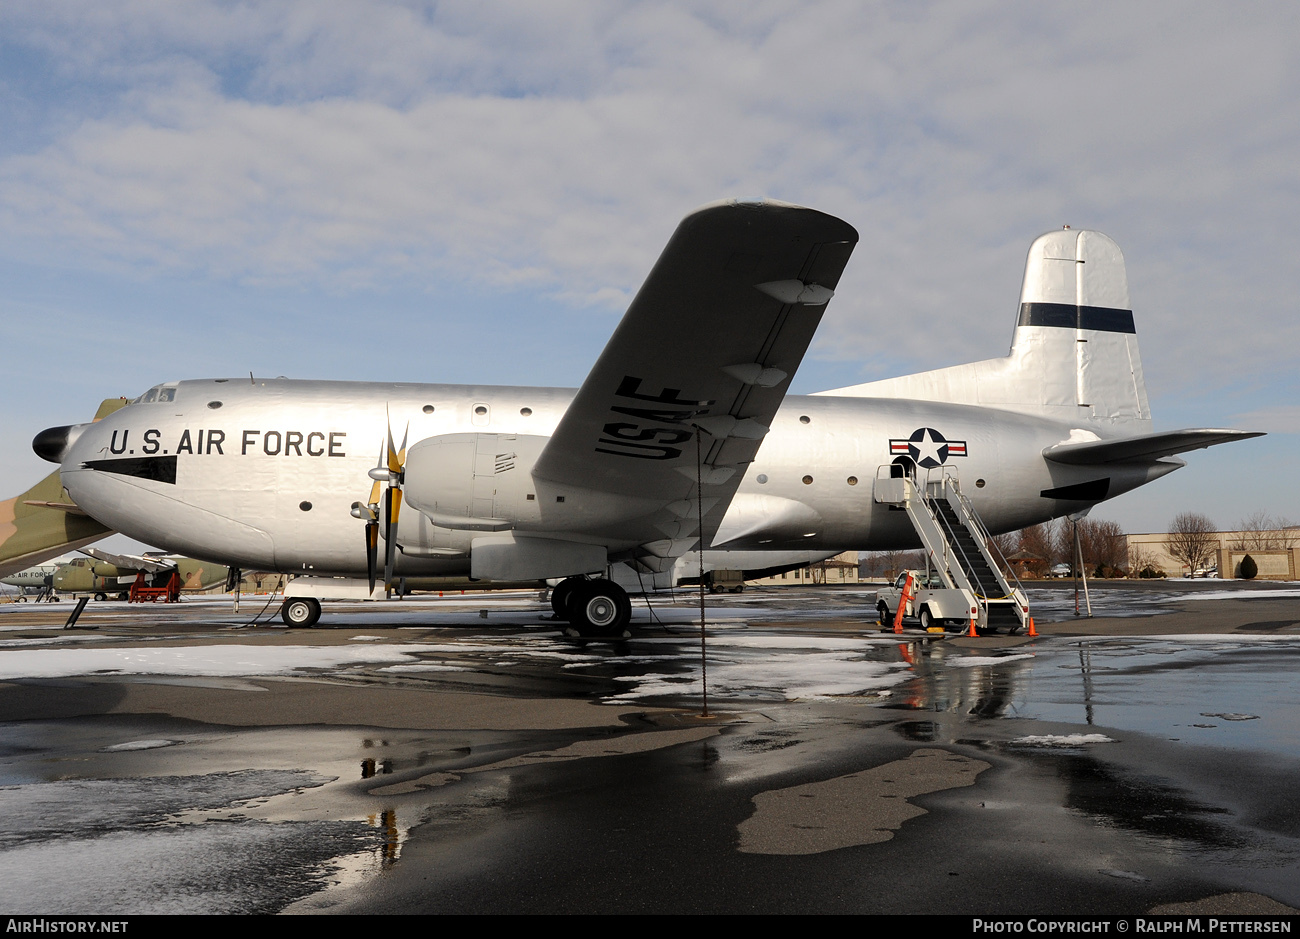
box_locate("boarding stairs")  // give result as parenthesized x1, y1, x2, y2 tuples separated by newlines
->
(873, 466, 1029, 633)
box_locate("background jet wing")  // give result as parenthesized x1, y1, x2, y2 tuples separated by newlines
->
(532, 199, 857, 550)
(1043, 428, 1264, 465)
(0, 470, 113, 578)
(81, 546, 176, 573)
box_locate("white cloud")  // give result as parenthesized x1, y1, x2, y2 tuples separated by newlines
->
(0, 1, 1297, 527)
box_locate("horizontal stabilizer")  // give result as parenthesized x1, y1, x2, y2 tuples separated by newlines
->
(1043, 429, 1263, 465)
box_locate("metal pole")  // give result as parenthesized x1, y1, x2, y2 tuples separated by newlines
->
(1073, 519, 1081, 617)
(696, 426, 708, 718)
(1079, 527, 1093, 617)
(63, 596, 90, 630)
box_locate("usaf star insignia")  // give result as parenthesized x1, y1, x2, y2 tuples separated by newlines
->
(888, 427, 968, 469)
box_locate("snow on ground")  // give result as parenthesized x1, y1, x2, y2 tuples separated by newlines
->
(1180, 588, 1300, 601)
(0, 644, 431, 680)
(946, 653, 1035, 668)
(1011, 734, 1115, 747)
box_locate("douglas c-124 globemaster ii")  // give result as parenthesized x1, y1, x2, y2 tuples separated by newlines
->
(29, 200, 1259, 633)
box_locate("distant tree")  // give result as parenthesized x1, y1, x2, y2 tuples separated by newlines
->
(989, 530, 1018, 558)
(1167, 512, 1218, 576)
(1075, 519, 1127, 576)
(862, 548, 925, 581)
(1014, 522, 1059, 576)
(1128, 546, 1166, 578)
(1240, 554, 1258, 580)
(1232, 512, 1299, 551)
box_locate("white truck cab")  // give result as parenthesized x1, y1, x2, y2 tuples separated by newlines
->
(876, 569, 980, 632)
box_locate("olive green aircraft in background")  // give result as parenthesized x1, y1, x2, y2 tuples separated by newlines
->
(59, 548, 231, 600)
(0, 398, 126, 579)
(2, 549, 233, 601)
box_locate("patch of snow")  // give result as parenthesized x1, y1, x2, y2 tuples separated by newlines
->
(1012, 734, 1115, 747)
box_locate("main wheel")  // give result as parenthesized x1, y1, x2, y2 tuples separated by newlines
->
(550, 578, 582, 620)
(568, 579, 631, 637)
(94, 592, 107, 602)
(281, 597, 322, 628)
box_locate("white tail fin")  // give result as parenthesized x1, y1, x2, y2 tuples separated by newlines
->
(819, 229, 1152, 431)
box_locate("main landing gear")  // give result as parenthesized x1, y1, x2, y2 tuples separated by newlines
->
(551, 576, 632, 638)
(281, 596, 322, 628)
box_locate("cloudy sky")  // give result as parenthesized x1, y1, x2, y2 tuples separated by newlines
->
(1, 1, 1296, 540)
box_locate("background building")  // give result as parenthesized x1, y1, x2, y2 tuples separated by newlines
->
(1126, 529, 1299, 579)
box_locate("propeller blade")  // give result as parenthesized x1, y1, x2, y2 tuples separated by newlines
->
(383, 487, 403, 598)
(365, 521, 378, 594)
(386, 411, 401, 475)
(368, 440, 385, 506)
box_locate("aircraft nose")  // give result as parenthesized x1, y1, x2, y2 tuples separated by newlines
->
(32, 424, 87, 464)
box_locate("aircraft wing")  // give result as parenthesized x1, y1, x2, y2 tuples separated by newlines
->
(532, 199, 858, 554)
(81, 546, 176, 573)
(0, 470, 113, 578)
(1043, 429, 1264, 465)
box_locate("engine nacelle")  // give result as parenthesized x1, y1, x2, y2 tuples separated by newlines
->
(402, 433, 548, 532)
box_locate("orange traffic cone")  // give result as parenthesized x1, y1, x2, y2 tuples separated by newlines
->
(1026, 617, 1037, 637)
(967, 616, 978, 637)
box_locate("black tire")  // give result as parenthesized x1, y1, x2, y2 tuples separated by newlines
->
(281, 597, 322, 628)
(918, 606, 934, 630)
(550, 578, 581, 620)
(94, 592, 107, 602)
(877, 601, 890, 625)
(569, 579, 631, 637)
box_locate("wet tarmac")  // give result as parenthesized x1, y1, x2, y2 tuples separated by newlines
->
(0, 581, 1298, 915)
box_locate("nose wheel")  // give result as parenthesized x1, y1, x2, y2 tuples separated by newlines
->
(281, 597, 322, 628)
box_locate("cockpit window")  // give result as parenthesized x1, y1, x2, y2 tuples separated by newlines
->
(130, 383, 178, 404)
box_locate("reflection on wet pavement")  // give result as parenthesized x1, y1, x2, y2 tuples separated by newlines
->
(2, 587, 1300, 913)
(1043, 752, 1239, 850)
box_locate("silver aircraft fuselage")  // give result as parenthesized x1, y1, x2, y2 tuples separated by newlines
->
(58, 377, 1177, 575)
